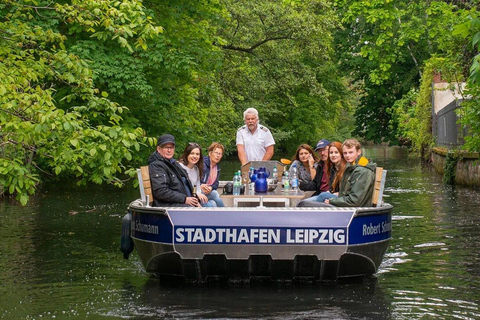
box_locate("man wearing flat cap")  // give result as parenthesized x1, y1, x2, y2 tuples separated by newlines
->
(148, 134, 200, 207)
(314, 139, 330, 193)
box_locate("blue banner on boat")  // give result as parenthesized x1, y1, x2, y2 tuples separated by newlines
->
(348, 213, 392, 244)
(131, 211, 173, 243)
(174, 226, 347, 245)
(130, 208, 391, 246)
(169, 209, 354, 246)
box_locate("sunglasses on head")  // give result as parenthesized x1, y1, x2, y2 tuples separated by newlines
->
(189, 142, 200, 147)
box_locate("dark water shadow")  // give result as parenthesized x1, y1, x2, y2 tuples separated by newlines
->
(120, 275, 392, 319)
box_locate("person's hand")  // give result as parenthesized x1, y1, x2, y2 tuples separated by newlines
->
(308, 155, 315, 168)
(185, 197, 200, 207)
(201, 184, 212, 194)
(198, 193, 209, 204)
(324, 199, 330, 204)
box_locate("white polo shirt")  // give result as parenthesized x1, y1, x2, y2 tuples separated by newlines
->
(236, 124, 275, 162)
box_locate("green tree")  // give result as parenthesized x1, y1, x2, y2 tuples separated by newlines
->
(455, 15, 480, 151)
(0, 0, 161, 204)
(218, 0, 354, 151)
(333, 0, 472, 144)
(64, 0, 236, 153)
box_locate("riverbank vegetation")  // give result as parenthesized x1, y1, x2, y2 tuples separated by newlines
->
(1, 0, 479, 204)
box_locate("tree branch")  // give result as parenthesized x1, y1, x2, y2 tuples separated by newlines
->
(221, 33, 294, 53)
(1, 107, 34, 122)
(395, 7, 423, 79)
(19, 3, 56, 10)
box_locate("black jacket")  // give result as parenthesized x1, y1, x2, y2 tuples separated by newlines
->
(329, 165, 339, 193)
(148, 151, 193, 206)
(299, 161, 325, 196)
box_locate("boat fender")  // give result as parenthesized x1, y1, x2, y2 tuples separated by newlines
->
(120, 211, 134, 259)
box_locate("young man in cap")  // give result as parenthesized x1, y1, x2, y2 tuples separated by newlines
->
(236, 107, 275, 165)
(148, 134, 200, 207)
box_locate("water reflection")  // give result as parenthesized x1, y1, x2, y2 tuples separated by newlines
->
(1, 147, 480, 319)
(114, 278, 391, 320)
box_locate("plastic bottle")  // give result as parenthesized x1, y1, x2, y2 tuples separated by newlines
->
(233, 172, 241, 196)
(272, 166, 278, 183)
(249, 166, 256, 191)
(283, 170, 290, 192)
(291, 164, 299, 191)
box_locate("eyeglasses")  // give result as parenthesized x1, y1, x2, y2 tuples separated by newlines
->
(188, 142, 200, 147)
(212, 151, 223, 156)
(161, 145, 175, 150)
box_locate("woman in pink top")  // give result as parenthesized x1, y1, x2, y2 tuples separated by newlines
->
(200, 142, 225, 207)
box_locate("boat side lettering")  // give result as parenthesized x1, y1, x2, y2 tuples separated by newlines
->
(175, 227, 346, 245)
(132, 220, 159, 235)
(286, 228, 345, 244)
(362, 221, 391, 236)
(175, 227, 280, 243)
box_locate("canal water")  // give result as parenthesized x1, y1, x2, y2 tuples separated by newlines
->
(1, 147, 480, 319)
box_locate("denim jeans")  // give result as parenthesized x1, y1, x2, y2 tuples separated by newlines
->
(206, 190, 225, 207)
(303, 191, 338, 203)
(202, 199, 217, 207)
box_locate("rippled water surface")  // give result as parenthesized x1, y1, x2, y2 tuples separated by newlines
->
(1, 147, 480, 319)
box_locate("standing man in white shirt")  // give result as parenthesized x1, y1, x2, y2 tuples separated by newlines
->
(236, 108, 275, 165)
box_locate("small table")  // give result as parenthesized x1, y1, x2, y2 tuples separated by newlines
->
(221, 184, 304, 208)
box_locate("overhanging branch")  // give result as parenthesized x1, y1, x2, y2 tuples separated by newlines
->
(221, 33, 294, 54)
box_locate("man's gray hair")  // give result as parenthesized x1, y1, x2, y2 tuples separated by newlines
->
(243, 107, 259, 120)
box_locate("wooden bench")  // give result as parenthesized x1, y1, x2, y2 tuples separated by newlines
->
(137, 166, 153, 206)
(371, 167, 387, 207)
(136, 165, 387, 208)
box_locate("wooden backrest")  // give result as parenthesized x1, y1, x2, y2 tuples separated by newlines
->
(371, 167, 387, 207)
(240, 161, 285, 182)
(137, 166, 153, 206)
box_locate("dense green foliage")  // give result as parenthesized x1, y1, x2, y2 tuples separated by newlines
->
(1, 0, 353, 204)
(218, 0, 353, 151)
(443, 151, 458, 184)
(2, 0, 480, 204)
(0, 0, 160, 204)
(332, 0, 478, 145)
(455, 15, 480, 151)
(386, 5, 479, 157)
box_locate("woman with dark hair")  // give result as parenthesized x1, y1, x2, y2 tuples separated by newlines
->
(302, 141, 347, 203)
(289, 143, 319, 186)
(178, 143, 216, 207)
(200, 142, 225, 207)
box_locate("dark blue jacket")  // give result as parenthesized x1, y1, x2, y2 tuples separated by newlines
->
(200, 156, 220, 190)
